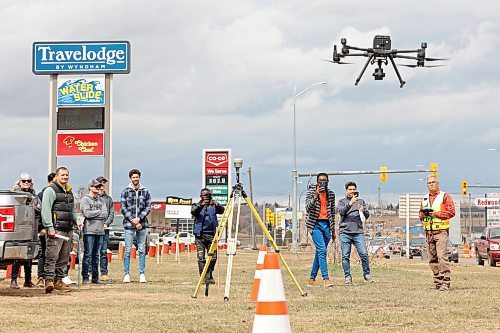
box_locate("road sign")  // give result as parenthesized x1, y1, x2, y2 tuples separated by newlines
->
(398, 194, 425, 219)
(474, 197, 500, 207)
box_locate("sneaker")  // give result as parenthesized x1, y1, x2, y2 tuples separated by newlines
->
(62, 276, 75, 285)
(363, 275, 374, 283)
(430, 285, 441, 291)
(306, 278, 318, 287)
(439, 286, 449, 292)
(10, 279, 20, 289)
(323, 278, 334, 288)
(36, 277, 45, 288)
(139, 273, 147, 283)
(54, 280, 72, 292)
(123, 274, 131, 283)
(344, 276, 353, 285)
(45, 279, 54, 294)
(82, 278, 90, 285)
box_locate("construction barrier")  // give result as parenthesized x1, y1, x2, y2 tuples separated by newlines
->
(179, 243, 185, 252)
(107, 249, 112, 263)
(190, 243, 196, 251)
(69, 251, 77, 269)
(252, 253, 292, 333)
(171, 243, 177, 253)
(149, 244, 156, 257)
(251, 244, 268, 302)
(462, 243, 471, 257)
(131, 246, 137, 259)
(163, 244, 170, 254)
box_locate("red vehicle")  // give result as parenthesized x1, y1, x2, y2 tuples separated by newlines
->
(474, 226, 500, 267)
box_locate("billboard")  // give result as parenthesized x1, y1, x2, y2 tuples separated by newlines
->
(165, 196, 193, 219)
(57, 75, 105, 105)
(202, 149, 231, 205)
(33, 41, 131, 74)
(57, 131, 104, 156)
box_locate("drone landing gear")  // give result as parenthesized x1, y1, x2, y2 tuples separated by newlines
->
(354, 54, 374, 86)
(388, 55, 406, 88)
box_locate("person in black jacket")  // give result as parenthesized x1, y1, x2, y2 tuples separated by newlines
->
(191, 188, 224, 284)
(35, 172, 56, 288)
(337, 181, 372, 284)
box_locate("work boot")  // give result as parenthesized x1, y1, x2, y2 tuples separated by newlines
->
(10, 279, 20, 289)
(23, 280, 36, 288)
(36, 277, 45, 288)
(306, 278, 318, 287)
(323, 278, 334, 288)
(54, 280, 72, 292)
(45, 279, 54, 294)
(100, 274, 110, 283)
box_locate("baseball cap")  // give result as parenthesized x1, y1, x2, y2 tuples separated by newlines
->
(88, 179, 101, 189)
(96, 176, 108, 182)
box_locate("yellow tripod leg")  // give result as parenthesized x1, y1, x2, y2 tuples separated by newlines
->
(244, 196, 307, 297)
(191, 196, 235, 298)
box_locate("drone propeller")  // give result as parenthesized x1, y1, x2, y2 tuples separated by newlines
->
(395, 54, 448, 61)
(399, 64, 445, 68)
(322, 59, 353, 65)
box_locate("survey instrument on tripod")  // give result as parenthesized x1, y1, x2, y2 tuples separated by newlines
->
(192, 158, 307, 299)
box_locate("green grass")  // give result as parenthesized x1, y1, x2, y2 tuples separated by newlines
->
(0, 250, 499, 332)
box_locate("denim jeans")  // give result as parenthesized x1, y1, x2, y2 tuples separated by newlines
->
(83, 234, 104, 282)
(99, 229, 110, 275)
(310, 220, 331, 280)
(340, 233, 370, 278)
(123, 228, 147, 275)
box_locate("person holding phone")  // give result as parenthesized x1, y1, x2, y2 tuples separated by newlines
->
(191, 188, 225, 284)
(305, 173, 336, 288)
(337, 181, 372, 284)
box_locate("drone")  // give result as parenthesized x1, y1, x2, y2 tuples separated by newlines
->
(325, 35, 447, 88)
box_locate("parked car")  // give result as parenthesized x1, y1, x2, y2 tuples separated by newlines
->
(163, 231, 195, 245)
(0, 190, 39, 269)
(401, 237, 425, 259)
(474, 226, 500, 267)
(446, 241, 459, 263)
(107, 215, 125, 251)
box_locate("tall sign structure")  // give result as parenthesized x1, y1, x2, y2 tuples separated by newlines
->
(32, 41, 131, 194)
(202, 149, 231, 205)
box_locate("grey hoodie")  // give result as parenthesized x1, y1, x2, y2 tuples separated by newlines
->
(80, 194, 108, 235)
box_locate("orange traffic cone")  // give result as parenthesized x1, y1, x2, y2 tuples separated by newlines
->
(69, 251, 77, 269)
(251, 245, 268, 302)
(252, 253, 292, 333)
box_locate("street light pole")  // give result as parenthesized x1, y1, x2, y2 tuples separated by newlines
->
(291, 82, 326, 252)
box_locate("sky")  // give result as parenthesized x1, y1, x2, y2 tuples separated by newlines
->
(1, 0, 500, 206)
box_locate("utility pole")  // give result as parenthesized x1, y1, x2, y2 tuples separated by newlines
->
(468, 193, 473, 238)
(378, 187, 382, 217)
(247, 166, 257, 250)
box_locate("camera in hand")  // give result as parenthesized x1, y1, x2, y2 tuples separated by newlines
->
(353, 191, 359, 197)
(420, 208, 434, 216)
(319, 181, 327, 188)
(205, 193, 212, 200)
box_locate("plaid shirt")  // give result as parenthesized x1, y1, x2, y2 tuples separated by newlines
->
(120, 184, 152, 230)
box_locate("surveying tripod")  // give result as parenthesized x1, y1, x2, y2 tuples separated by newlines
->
(192, 160, 307, 300)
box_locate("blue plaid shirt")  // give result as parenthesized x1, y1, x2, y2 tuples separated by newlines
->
(120, 184, 152, 230)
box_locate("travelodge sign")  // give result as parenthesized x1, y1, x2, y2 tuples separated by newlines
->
(33, 41, 131, 74)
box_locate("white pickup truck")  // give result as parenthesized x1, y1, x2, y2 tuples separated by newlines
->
(0, 190, 39, 269)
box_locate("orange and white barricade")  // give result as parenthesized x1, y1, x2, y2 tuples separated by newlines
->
(251, 245, 268, 302)
(252, 253, 292, 333)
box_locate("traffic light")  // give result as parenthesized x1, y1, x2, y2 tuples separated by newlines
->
(380, 166, 388, 183)
(430, 162, 438, 177)
(461, 180, 468, 196)
(269, 212, 275, 227)
(276, 214, 282, 226)
(265, 208, 272, 223)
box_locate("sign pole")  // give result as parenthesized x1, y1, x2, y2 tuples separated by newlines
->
(405, 194, 410, 259)
(49, 74, 57, 172)
(104, 74, 113, 195)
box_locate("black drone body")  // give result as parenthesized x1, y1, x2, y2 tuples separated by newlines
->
(325, 35, 446, 88)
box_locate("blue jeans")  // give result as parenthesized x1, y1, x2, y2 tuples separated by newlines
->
(99, 229, 110, 275)
(123, 228, 147, 275)
(83, 234, 104, 282)
(310, 220, 331, 280)
(340, 233, 370, 278)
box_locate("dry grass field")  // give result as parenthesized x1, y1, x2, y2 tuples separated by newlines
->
(0, 249, 499, 333)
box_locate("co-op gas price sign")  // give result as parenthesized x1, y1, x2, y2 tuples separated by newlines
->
(32, 41, 131, 74)
(202, 149, 231, 205)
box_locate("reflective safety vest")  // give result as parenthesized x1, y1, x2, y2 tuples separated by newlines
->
(421, 191, 450, 231)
